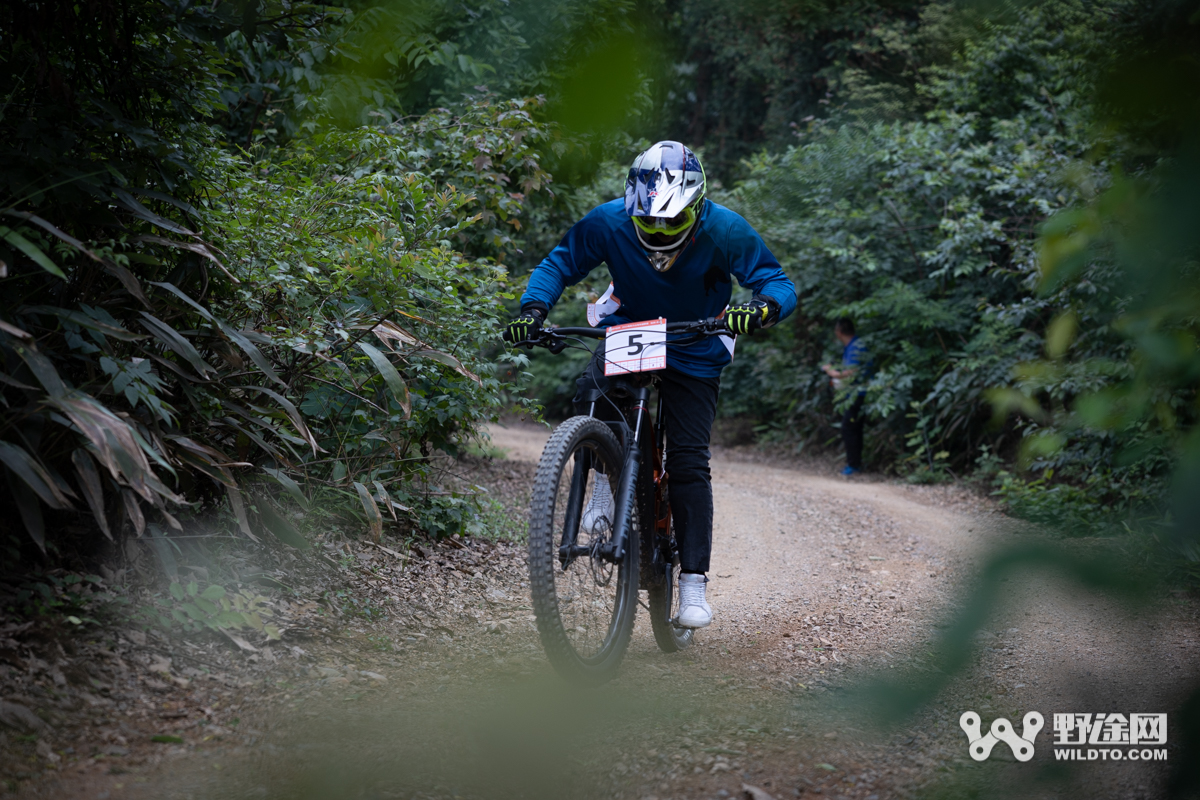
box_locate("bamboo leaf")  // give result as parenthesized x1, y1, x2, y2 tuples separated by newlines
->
(48, 394, 164, 502)
(147, 281, 213, 320)
(237, 386, 322, 455)
(4, 471, 45, 552)
(0, 441, 73, 509)
(72, 449, 111, 540)
(221, 325, 285, 387)
(220, 414, 288, 463)
(24, 306, 146, 341)
(112, 189, 195, 236)
(122, 488, 145, 537)
(0, 225, 65, 278)
(0, 320, 31, 339)
(226, 486, 259, 542)
(2, 209, 94, 253)
(372, 480, 397, 520)
(167, 436, 246, 488)
(263, 467, 308, 509)
(364, 319, 421, 349)
(0, 372, 36, 391)
(2, 211, 101, 261)
(140, 237, 239, 284)
(353, 481, 384, 541)
(414, 348, 481, 385)
(12, 342, 67, 397)
(138, 313, 216, 377)
(257, 499, 310, 549)
(148, 291, 266, 391)
(101, 259, 149, 306)
(357, 341, 410, 418)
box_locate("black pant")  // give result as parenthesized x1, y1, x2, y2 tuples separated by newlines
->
(842, 394, 866, 470)
(573, 343, 720, 574)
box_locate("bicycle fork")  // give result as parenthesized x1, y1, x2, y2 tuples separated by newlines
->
(558, 386, 651, 567)
(608, 385, 651, 563)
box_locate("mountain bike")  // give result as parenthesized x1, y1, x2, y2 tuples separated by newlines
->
(516, 318, 732, 684)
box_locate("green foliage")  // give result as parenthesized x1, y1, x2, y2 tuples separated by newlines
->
(991, 0, 1200, 562)
(0, 0, 554, 556)
(655, 0, 983, 179)
(5, 571, 108, 625)
(215, 0, 652, 146)
(143, 580, 281, 639)
(719, 2, 1173, 507)
(991, 469, 1103, 532)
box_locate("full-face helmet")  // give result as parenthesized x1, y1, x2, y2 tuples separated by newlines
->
(624, 141, 706, 272)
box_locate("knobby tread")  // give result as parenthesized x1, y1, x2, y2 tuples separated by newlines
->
(527, 416, 636, 684)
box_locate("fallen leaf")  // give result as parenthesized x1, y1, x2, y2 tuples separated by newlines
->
(223, 631, 259, 652)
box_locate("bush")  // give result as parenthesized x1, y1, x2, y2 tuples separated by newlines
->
(1, 86, 544, 555)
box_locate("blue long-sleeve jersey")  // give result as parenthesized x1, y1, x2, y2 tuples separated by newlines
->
(521, 198, 797, 378)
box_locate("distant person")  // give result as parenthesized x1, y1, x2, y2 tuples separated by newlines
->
(821, 318, 871, 476)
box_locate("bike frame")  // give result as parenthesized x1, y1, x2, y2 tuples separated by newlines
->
(537, 320, 726, 572)
(555, 379, 672, 577)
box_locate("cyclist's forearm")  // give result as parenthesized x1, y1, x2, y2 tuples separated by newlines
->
(521, 264, 569, 312)
(754, 278, 797, 322)
(732, 257, 797, 323)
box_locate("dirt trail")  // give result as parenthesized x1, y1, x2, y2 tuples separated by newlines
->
(487, 421, 1197, 800)
(21, 423, 1197, 800)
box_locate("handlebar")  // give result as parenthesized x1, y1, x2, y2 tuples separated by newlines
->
(518, 317, 731, 351)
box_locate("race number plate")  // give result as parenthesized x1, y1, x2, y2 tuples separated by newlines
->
(604, 318, 667, 376)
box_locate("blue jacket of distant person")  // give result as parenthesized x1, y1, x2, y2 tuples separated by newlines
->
(520, 198, 797, 378)
(841, 336, 872, 396)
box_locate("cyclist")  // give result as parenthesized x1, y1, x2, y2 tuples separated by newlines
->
(504, 141, 796, 628)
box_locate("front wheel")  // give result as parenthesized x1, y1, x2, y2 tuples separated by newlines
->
(528, 416, 638, 684)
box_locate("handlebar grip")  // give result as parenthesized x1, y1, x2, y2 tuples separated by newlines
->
(544, 326, 607, 338)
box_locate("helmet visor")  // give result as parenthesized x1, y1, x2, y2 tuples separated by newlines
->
(632, 205, 696, 237)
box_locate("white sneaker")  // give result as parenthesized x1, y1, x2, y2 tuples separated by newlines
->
(676, 573, 712, 628)
(581, 475, 614, 535)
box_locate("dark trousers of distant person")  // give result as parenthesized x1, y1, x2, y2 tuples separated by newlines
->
(842, 394, 866, 471)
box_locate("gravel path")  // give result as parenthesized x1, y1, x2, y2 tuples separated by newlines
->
(488, 421, 1199, 800)
(22, 422, 1195, 800)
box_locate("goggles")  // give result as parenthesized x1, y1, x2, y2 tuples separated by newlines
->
(632, 205, 697, 237)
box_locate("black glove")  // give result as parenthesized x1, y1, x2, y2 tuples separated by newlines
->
(503, 303, 547, 344)
(725, 296, 780, 335)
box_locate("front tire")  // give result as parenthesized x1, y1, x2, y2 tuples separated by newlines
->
(528, 416, 638, 684)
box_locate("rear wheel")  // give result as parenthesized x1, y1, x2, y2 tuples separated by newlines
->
(645, 499, 694, 653)
(528, 416, 638, 684)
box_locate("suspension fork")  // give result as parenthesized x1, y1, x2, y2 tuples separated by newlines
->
(558, 447, 590, 567)
(609, 384, 651, 562)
